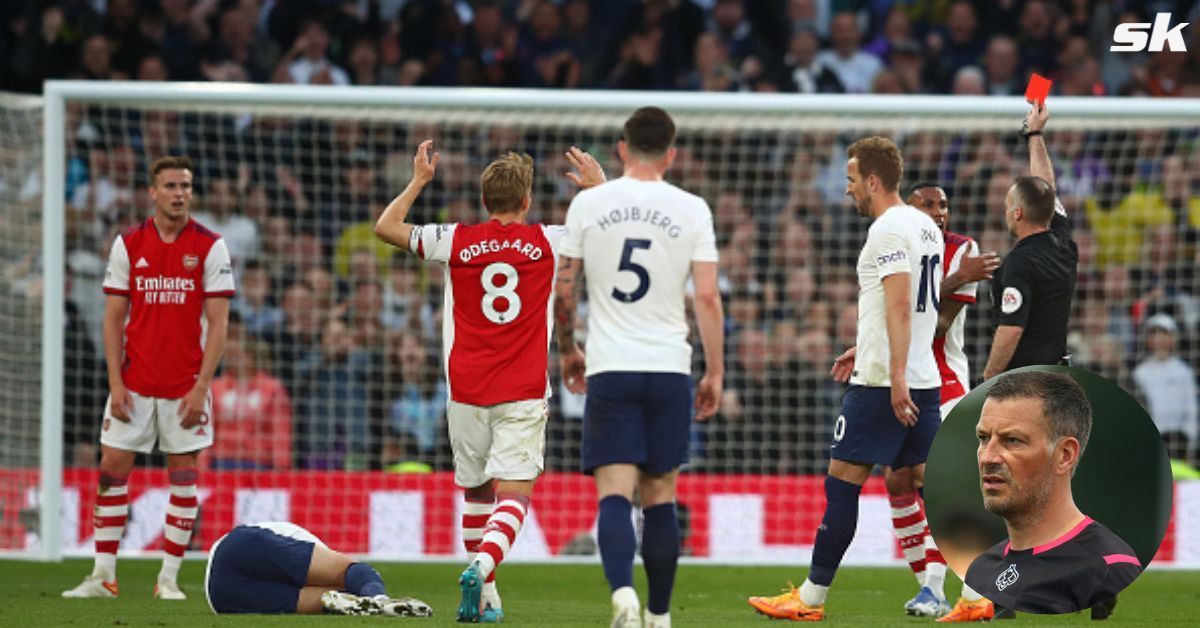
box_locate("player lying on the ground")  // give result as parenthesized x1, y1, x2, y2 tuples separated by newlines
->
(205, 521, 431, 617)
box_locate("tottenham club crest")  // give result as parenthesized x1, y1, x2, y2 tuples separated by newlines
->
(996, 564, 1020, 591)
(182, 254, 200, 271)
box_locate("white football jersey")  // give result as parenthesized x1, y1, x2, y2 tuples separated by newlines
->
(851, 204, 942, 389)
(560, 177, 718, 376)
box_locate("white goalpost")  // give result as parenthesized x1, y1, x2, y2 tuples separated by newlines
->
(3, 81, 1196, 566)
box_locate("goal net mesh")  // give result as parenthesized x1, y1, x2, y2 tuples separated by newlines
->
(3, 89, 1198, 563)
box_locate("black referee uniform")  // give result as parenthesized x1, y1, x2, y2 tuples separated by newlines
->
(991, 202, 1077, 368)
(965, 517, 1142, 614)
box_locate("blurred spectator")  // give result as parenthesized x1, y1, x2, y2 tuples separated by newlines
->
(3, 0, 1195, 96)
(1143, 51, 1190, 97)
(1015, 0, 1058, 76)
(863, 7, 913, 61)
(815, 11, 882, 94)
(384, 333, 447, 464)
(232, 260, 284, 337)
(193, 176, 259, 271)
(871, 67, 904, 94)
(457, 0, 518, 87)
(346, 277, 386, 348)
(277, 19, 349, 85)
(207, 337, 293, 470)
(517, 0, 581, 88)
(887, 39, 927, 93)
(951, 65, 985, 95)
(75, 33, 120, 80)
(64, 271, 105, 467)
(927, 1, 985, 91)
(136, 54, 170, 81)
(382, 255, 434, 337)
(346, 36, 381, 85)
(783, 27, 843, 93)
(7, 5, 75, 91)
(982, 36, 1021, 96)
(70, 142, 137, 243)
(333, 198, 396, 279)
(709, 0, 768, 86)
(1085, 160, 1173, 267)
(679, 31, 735, 92)
(202, 2, 278, 83)
(263, 281, 324, 396)
(1132, 314, 1197, 464)
(296, 317, 372, 470)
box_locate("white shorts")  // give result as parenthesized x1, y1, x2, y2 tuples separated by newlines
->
(99, 390, 213, 454)
(940, 394, 965, 421)
(447, 398, 548, 488)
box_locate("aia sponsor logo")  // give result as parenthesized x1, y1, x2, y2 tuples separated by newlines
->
(1111, 13, 1190, 52)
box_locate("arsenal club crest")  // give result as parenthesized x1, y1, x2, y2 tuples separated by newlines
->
(182, 254, 199, 270)
(996, 564, 1020, 591)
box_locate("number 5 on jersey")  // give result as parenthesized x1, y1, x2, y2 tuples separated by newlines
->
(613, 238, 652, 303)
(482, 262, 521, 324)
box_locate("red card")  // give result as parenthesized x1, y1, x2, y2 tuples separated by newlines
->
(1025, 73, 1052, 106)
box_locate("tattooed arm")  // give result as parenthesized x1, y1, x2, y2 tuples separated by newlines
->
(554, 255, 586, 393)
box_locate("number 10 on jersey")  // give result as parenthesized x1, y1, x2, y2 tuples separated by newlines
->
(916, 254, 940, 312)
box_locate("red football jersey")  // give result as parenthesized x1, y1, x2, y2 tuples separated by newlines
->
(932, 231, 979, 404)
(410, 220, 563, 406)
(103, 217, 235, 398)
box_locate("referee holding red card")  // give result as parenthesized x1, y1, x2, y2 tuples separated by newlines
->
(981, 94, 1079, 381)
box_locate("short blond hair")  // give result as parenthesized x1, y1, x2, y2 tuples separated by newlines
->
(481, 152, 533, 214)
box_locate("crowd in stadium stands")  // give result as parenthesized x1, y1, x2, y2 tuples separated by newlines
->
(3, 1, 1200, 96)
(1, 0, 1198, 473)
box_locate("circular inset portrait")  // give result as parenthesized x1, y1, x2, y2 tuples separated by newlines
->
(925, 366, 1172, 615)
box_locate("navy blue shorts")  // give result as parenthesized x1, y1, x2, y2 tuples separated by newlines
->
(830, 385, 941, 469)
(205, 525, 314, 614)
(582, 372, 692, 474)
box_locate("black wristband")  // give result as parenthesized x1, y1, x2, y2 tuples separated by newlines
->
(1023, 130, 1043, 138)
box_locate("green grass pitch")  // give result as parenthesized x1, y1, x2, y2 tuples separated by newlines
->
(1, 559, 1197, 626)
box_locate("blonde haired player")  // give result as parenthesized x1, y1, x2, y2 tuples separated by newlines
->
(375, 141, 604, 623)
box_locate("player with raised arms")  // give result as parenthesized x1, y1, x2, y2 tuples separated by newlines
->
(748, 137, 942, 621)
(554, 106, 725, 628)
(374, 140, 604, 623)
(64, 156, 233, 601)
(205, 521, 431, 617)
(883, 182, 1000, 620)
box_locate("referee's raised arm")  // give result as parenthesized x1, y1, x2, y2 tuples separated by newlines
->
(982, 104, 1077, 381)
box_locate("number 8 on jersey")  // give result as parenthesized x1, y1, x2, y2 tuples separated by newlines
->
(409, 222, 565, 405)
